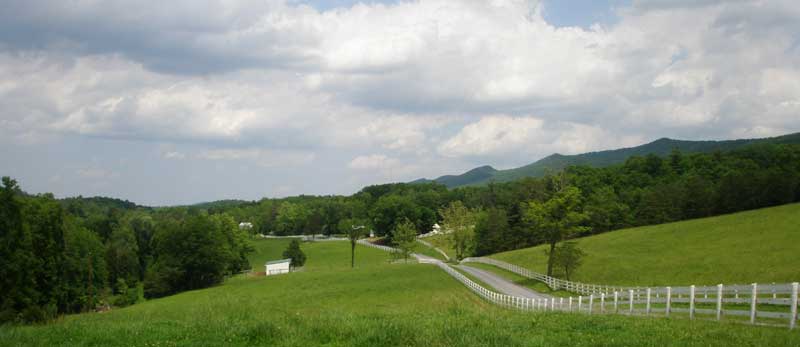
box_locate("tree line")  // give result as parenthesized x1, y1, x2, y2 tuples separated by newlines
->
(0, 178, 252, 324)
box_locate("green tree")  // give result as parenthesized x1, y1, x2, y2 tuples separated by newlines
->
(523, 186, 589, 277)
(392, 219, 417, 263)
(585, 186, 631, 233)
(282, 239, 306, 268)
(545, 241, 585, 280)
(370, 194, 424, 238)
(126, 213, 155, 281)
(62, 223, 107, 313)
(439, 201, 478, 260)
(106, 224, 140, 292)
(144, 214, 237, 298)
(473, 208, 511, 256)
(0, 177, 37, 323)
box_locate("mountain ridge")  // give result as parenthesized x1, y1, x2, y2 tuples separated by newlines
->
(414, 132, 800, 188)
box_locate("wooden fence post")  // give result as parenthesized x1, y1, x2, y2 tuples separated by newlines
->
(665, 287, 671, 317)
(589, 294, 594, 314)
(750, 283, 758, 325)
(689, 285, 696, 320)
(772, 282, 777, 299)
(560, 297, 564, 311)
(629, 289, 634, 314)
(551, 297, 555, 311)
(601, 293, 605, 314)
(569, 297, 573, 311)
(646, 288, 651, 315)
(614, 291, 619, 313)
(790, 282, 798, 330)
(716, 284, 723, 321)
(578, 296, 583, 312)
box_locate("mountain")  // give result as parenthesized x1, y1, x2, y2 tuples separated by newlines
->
(415, 132, 800, 188)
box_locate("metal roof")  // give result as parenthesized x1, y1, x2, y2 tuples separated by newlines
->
(265, 258, 292, 265)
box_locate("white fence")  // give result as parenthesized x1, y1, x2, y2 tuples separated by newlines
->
(357, 239, 398, 253)
(357, 240, 799, 329)
(462, 257, 799, 329)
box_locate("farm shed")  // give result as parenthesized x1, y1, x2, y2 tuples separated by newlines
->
(265, 259, 291, 276)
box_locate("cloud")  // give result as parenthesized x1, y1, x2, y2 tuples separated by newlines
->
(439, 115, 643, 160)
(2, 0, 800, 203)
(197, 148, 315, 167)
(162, 151, 186, 160)
(348, 154, 400, 170)
(75, 167, 119, 180)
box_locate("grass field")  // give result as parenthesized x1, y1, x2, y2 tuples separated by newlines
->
(490, 203, 800, 286)
(415, 240, 449, 261)
(3, 239, 799, 346)
(247, 237, 297, 268)
(421, 234, 457, 261)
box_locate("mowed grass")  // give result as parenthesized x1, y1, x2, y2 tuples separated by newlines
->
(422, 234, 457, 261)
(490, 203, 800, 286)
(247, 237, 297, 268)
(3, 240, 800, 346)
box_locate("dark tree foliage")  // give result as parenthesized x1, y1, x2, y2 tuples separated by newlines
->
(473, 208, 512, 256)
(282, 239, 306, 268)
(143, 213, 250, 298)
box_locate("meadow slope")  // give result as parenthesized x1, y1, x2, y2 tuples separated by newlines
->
(2, 239, 799, 346)
(490, 203, 800, 286)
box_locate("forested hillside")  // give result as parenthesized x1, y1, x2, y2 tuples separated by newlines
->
(0, 179, 252, 324)
(416, 132, 800, 188)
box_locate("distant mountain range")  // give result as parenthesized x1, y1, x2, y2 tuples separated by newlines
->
(412, 132, 800, 188)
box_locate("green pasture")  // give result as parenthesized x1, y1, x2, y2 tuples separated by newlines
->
(490, 203, 800, 286)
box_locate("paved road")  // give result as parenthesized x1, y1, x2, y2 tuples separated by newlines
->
(456, 264, 552, 300)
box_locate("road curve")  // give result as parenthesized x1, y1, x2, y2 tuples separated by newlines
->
(456, 264, 552, 300)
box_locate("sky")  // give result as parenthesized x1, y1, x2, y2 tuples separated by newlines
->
(1, 0, 799, 206)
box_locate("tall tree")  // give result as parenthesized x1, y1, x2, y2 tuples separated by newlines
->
(106, 224, 140, 292)
(473, 208, 511, 256)
(0, 177, 36, 323)
(439, 201, 478, 260)
(392, 219, 417, 263)
(523, 186, 589, 277)
(62, 223, 107, 313)
(282, 239, 306, 268)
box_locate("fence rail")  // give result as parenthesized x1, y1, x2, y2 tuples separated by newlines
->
(462, 257, 799, 329)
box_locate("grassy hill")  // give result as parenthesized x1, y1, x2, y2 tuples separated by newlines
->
(3, 239, 799, 346)
(490, 203, 800, 287)
(415, 132, 800, 188)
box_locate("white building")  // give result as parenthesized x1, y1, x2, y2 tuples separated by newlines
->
(264, 259, 291, 276)
(239, 222, 253, 230)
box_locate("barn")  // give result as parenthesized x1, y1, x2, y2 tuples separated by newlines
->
(264, 259, 291, 276)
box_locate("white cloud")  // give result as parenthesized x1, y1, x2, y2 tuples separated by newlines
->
(162, 151, 186, 160)
(75, 167, 119, 180)
(197, 148, 315, 167)
(347, 154, 400, 170)
(439, 115, 644, 160)
(2, 0, 800, 203)
(438, 116, 546, 157)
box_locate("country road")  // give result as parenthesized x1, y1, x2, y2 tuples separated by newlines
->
(456, 264, 552, 300)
